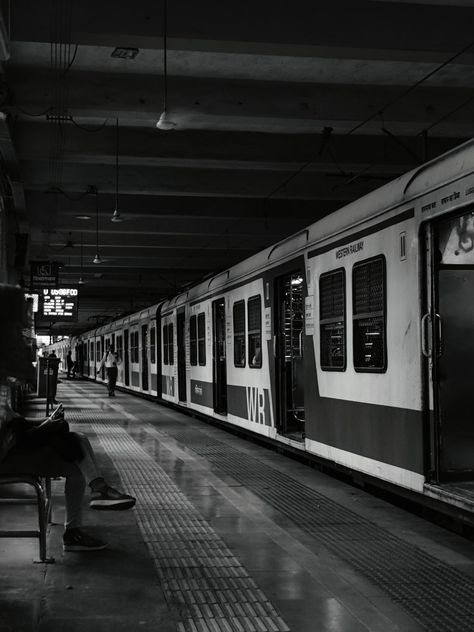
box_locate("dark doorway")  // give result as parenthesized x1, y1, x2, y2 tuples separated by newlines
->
(275, 271, 305, 439)
(212, 298, 227, 414)
(177, 310, 187, 402)
(124, 329, 130, 386)
(141, 324, 149, 391)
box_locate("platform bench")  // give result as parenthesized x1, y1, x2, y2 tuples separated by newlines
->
(0, 385, 54, 563)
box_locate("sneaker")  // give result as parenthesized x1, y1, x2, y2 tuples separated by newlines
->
(90, 486, 136, 511)
(63, 528, 107, 552)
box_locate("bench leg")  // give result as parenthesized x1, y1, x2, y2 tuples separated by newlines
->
(33, 479, 55, 564)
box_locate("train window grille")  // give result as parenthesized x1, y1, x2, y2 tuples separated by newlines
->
(130, 331, 137, 363)
(168, 323, 174, 365)
(163, 324, 169, 365)
(189, 315, 197, 366)
(352, 256, 387, 372)
(116, 335, 123, 364)
(150, 327, 156, 364)
(198, 312, 206, 366)
(320, 268, 346, 370)
(233, 301, 246, 367)
(248, 295, 262, 368)
(96, 340, 101, 361)
(282, 274, 304, 359)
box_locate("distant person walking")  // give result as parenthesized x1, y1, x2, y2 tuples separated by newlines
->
(66, 350, 75, 379)
(97, 344, 121, 397)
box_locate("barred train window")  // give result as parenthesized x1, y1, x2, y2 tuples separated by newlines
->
(168, 324, 174, 365)
(198, 312, 206, 366)
(189, 315, 197, 366)
(319, 269, 346, 371)
(135, 331, 140, 362)
(116, 335, 123, 363)
(352, 256, 387, 372)
(233, 301, 245, 367)
(90, 341, 94, 361)
(163, 324, 169, 365)
(248, 296, 262, 368)
(150, 328, 156, 364)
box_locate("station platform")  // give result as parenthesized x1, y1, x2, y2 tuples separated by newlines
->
(2, 379, 474, 632)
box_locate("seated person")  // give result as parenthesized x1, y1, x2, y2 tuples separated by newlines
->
(0, 403, 136, 552)
(251, 344, 262, 367)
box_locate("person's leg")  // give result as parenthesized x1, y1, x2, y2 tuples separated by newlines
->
(1, 445, 107, 551)
(105, 367, 112, 395)
(0, 445, 85, 530)
(72, 432, 136, 510)
(109, 366, 118, 395)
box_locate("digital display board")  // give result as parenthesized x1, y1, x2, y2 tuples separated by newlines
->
(40, 288, 78, 321)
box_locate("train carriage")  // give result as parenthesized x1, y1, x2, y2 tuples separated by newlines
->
(44, 139, 474, 520)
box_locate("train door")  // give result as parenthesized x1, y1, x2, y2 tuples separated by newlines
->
(77, 343, 84, 376)
(177, 309, 187, 402)
(100, 336, 105, 379)
(212, 298, 227, 414)
(423, 210, 474, 480)
(275, 271, 305, 439)
(141, 324, 149, 391)
(124, 329, 130, 386)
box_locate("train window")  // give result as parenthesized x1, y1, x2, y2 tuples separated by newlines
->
(352, 256, 387, 372)
(168, 323, 174, 365)
(198, 312, 206, 366)
(116, 335, 123, 363)
(130, 331, 138, 363)
(189, 315, 197, 366)
(96, 340, 100, 361)
(163, 324, 169, 365)
(248, 296, 262, 368)
(150, 327, 156, 364)
(319, 269, 346, 371)
(90, 341, 94, 361)
(233, 301, 246, 367)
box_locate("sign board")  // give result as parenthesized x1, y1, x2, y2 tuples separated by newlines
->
(40, 287, 78, 321)
(30, 261, 59, 289)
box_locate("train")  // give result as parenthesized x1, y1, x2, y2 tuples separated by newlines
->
(47, 138, 474, 524)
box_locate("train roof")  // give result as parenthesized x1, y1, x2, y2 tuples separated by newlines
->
(181, 137, 474, 302)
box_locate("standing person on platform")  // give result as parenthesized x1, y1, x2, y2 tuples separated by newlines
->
(66, 350, 75, 379)
(96, 344, 121, 397)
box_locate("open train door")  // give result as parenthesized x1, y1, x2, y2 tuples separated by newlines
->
(274, 270, 305, 440)
(177, 308, 187, 402)
(423, 210, 474, 481)
(212, 298, 227, 414)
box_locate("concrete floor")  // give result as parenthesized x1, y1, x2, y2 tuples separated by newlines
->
(2, 378, 474, 632)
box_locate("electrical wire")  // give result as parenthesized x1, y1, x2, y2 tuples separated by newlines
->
(264, 37, 474, 203)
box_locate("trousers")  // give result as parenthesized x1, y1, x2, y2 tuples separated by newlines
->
(0, 432, 101, 529)
(106, 366, 118, 395)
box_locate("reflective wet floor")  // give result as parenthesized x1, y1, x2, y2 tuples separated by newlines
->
(2, 378, 474, 631)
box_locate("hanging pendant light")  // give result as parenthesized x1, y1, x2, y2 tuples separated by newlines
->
(156, 0, 176, 130)
(93, 188, 102, 264)
(78, 231, 86, 284)
(111, 118, 124, 222)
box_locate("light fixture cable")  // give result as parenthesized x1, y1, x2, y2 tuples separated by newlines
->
(111, 117, 123, 222)
(156, 0, 176, 130)
(78, 231, 85, 283)
(93, 188, 102, 263)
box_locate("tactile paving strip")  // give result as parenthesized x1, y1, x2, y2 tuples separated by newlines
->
(90, 422, 290, 632)
(153, 425, 474, 632)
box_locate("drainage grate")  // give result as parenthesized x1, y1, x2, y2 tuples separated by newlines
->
(152, 424, 474, 632)
(90, 422, 290, 632)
